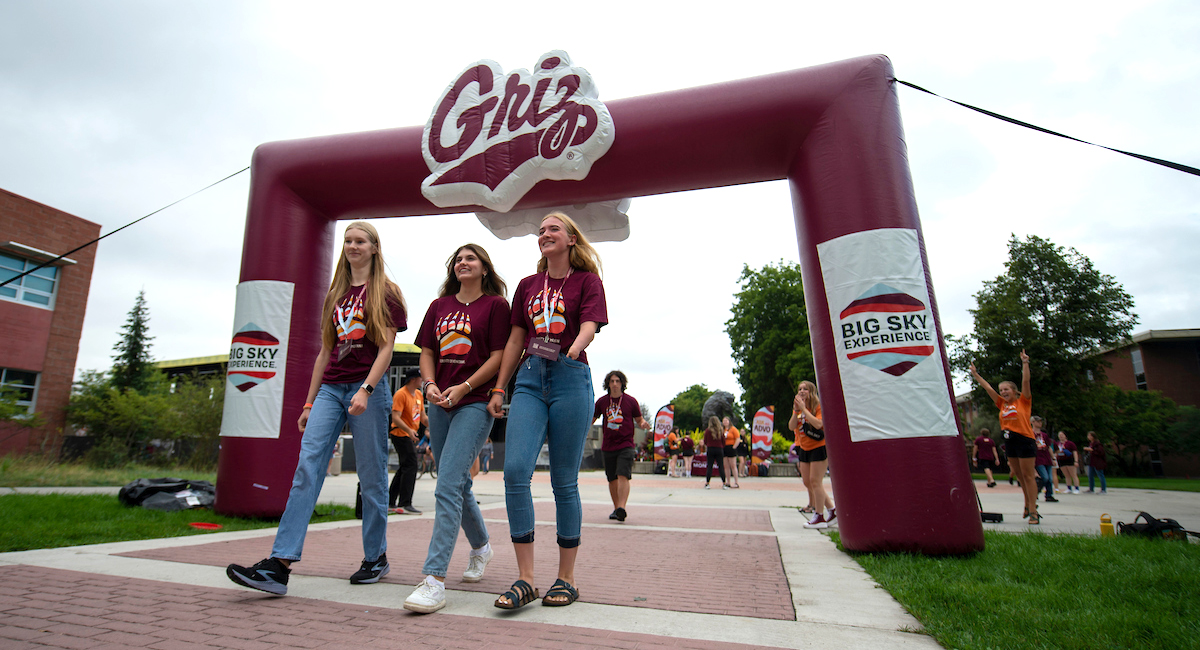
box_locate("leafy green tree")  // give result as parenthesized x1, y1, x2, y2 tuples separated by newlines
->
(111, 290, 156, 394)
(1093, 385, 1179, 476)
(725, 261, 814, 429)
(948, 235, 1137, 434)
(1165, 406, 1200, 456)
(166, 373, 226, 469)
(669, 384, 714, 433)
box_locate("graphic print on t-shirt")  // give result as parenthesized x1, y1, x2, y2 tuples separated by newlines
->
(999, 403, 1018, 420)
(335, 290, 367, 341)
(527, 287, 567, 336)
(605, 400, 623, 430)
(436, 311, 474, 356)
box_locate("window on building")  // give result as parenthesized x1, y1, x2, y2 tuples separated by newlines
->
(0, 368, 39, 413)
(0, 252, 59, 308)
(1131, 348, 1147, 390)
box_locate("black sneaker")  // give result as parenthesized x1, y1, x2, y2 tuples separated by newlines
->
(615, 507, 627, 522)
(1045, 495, 1059, 502)
(608, 509, 620, 520)
(227, 557, 290, 595)
(350, 555, 390, 584)
(402, 505, 422, 515)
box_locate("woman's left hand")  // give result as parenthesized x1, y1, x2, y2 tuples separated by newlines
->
(349, 389, 369, 416)
(437, 383, 468, 408)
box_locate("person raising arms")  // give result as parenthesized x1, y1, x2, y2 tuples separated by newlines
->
(970, 350, 1040, 524)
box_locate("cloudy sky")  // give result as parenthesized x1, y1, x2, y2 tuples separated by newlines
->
(2, 1, 1197, 415)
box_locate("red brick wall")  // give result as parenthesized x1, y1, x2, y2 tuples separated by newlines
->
(1142, 340, 1200, 408)
(0, 188, 101, 456)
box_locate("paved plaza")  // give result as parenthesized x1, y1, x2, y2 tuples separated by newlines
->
(3, 470, 1197, 649)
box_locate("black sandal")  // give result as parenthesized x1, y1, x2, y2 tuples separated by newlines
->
(542, 578, 579, 607)
(494, 580, 539, 609)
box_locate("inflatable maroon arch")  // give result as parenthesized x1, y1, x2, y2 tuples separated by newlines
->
(217, 54, 984, 555)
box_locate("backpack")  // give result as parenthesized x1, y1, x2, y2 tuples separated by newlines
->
(1117, 512, 1195, 541)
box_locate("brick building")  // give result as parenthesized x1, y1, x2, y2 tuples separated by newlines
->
(1096, 329, 1200, 476)
(0, 188, 101, 456)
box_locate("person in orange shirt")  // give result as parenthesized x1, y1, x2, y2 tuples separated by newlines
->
(789, 380, 835, 529)
(390, 368, 427, 514)
(970, 350, 1039, 524)
(722, 417, 741, 488)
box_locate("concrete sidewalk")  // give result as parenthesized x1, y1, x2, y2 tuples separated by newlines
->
(3, 471, 1197, 649)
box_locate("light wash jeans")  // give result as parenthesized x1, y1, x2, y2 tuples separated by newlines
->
(422, 402, 493, 577)
(503, 354, 594, 548)
(272, 377, 391, 563)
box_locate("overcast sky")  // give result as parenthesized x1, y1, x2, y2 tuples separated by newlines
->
(2, 0, 1197, 415)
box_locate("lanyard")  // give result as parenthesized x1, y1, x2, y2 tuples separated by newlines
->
(540, 268, 571, 341)
(336, 283, 366, 341)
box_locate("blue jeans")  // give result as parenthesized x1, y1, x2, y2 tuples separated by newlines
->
(272, 377, 391, 563)
(422, 402, 493, 577)
(503, 354, 593, 547)
(1035, 464, 1053, 497)
(1088, 466, 1107, 492)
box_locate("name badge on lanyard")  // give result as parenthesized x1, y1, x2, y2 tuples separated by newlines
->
(526, 269, 570, 360)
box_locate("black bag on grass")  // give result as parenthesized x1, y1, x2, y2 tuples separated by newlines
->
(1117, 512, 1194, 541)
(118, 477, 215, 511)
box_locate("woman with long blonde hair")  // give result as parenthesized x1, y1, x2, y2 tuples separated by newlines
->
(227, 221, 407, 595)
(970, 350, 1039, 523)
(790, 380, 836, 529)
(488, 211, 607, 609)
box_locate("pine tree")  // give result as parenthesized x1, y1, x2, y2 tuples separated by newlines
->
(111, 290, 155, 393)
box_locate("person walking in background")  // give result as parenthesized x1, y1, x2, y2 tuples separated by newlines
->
(970, 350, 1040, 524)
(722, 417, 741, 488)
(735, 429, 750, 478)
(489, 212, 607, 609)
(973, 428, 999, 488)
(593, 370, 651, 521)
(226, 221, 406, 595)
(679, 430, 695, 478)
(790, 380, 835, 529)
(666, 427, 683, 477)
(1032, 416, 1058, 503)
(479, 437, 494, 474)
(1086, 430, 1107, 494)
(389, 369, 426, 514)
(702, 416, 728, 489)
(1056, 431, 1080, 494)
(403, 243, 510, 614)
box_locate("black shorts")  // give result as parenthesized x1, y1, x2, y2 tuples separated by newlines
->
(796, 446, 828, 463)
(977, 459, 997, 470)
(724, 445, 734, 456)
(682, 449, 694, 457)
(1005, 433, 1036, 459)
(738, 446, 749, 457)
(604, 447, 635, 481)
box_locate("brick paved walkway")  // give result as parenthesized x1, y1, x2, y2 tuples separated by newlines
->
(0, 564, 775, 650)
(118, 505, 792, 620)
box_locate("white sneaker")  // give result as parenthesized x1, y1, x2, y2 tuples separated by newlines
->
(462, 545, 493, 583)
(403, 575, 446, 614)
(804, 513, 829, 529)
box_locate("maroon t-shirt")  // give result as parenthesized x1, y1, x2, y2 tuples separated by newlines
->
(1034, 431, 1054, 466)
(510, 270, 607, 365)
(973, 436, 997, 462)
(1057, 439, 1077, 464)
(415, 294, 511, 409)
(322, 284, 408, 384)
(594, 392, 641, 451)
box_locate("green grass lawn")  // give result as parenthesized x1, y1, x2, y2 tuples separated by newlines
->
(970, 472, 1200, 493)
(841, 530, 1200, 650)
(0, 493, 356, 553)
(0, 455, 217, 487)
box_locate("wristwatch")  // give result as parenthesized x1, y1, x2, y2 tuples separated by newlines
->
(361, 383, 374, 395)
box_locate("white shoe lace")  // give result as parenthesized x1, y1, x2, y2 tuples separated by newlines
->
(467, 554, 487, 574)
(410, 578, 443, 604)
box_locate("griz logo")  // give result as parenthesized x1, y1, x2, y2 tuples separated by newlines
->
(837, 283, 935, 377)
(421, 50, 614, 213)
(227, 323, 280, 392)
